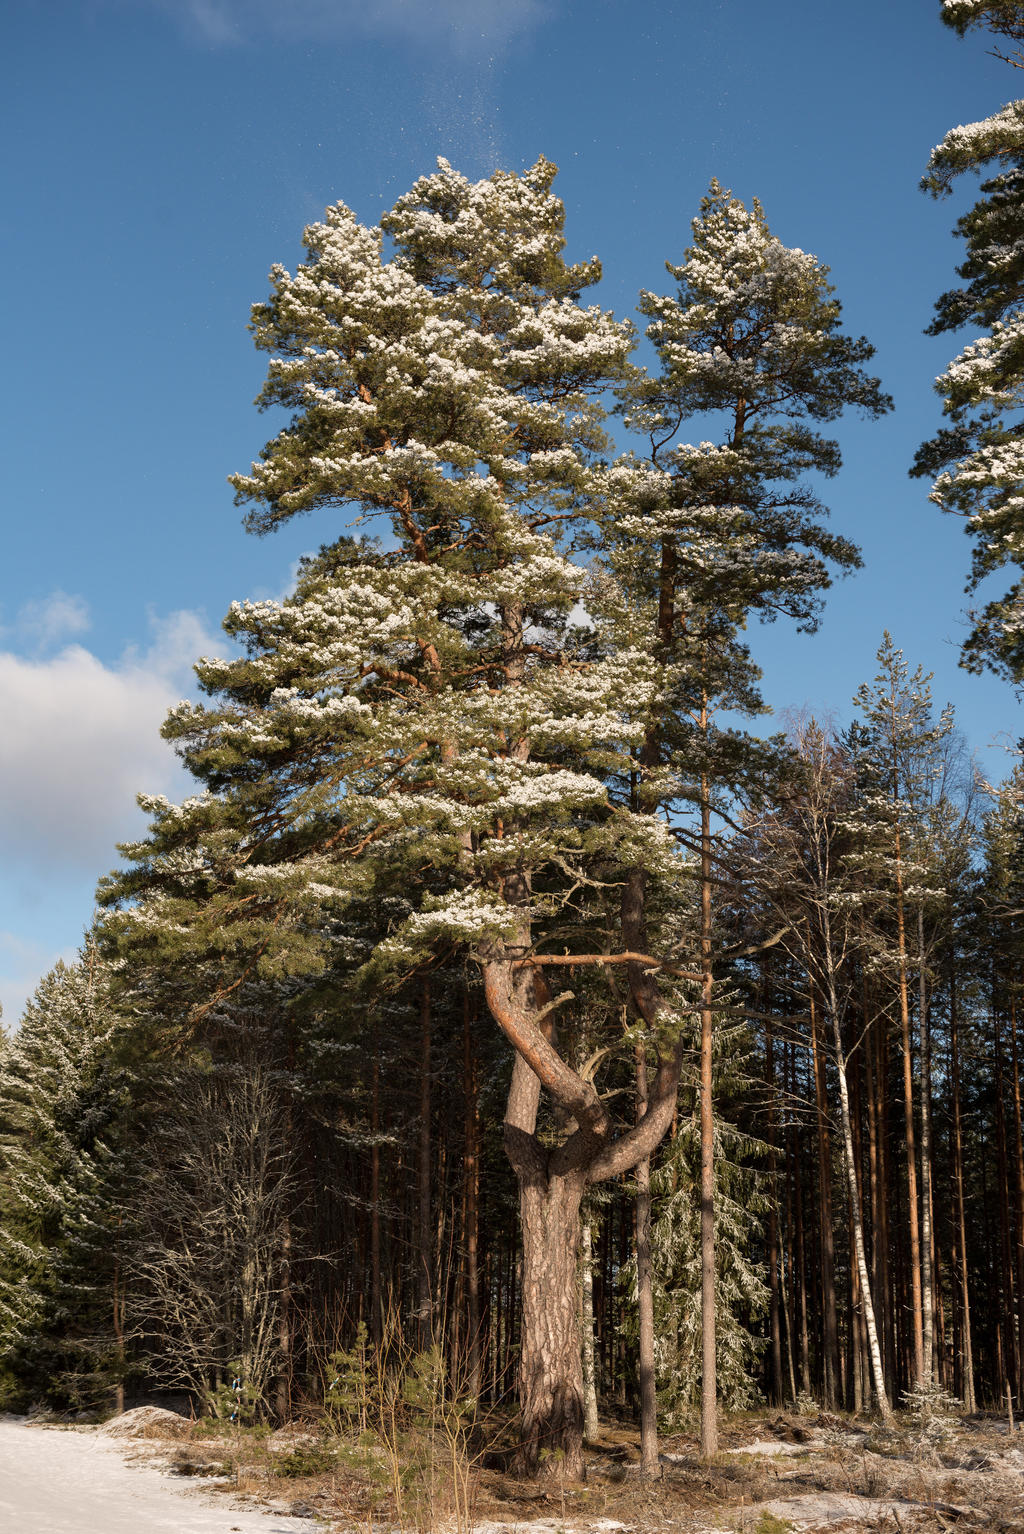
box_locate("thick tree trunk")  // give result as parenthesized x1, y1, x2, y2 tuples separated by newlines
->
(484, 948, 684, 1478)
(517, 1163, 587, 1478)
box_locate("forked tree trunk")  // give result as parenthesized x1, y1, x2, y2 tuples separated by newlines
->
(484, 952, 686, 1479)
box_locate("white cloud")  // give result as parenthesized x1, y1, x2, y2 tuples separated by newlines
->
(0, 606, 219, 876)
(130, 0, 547, 51)
(0, 601, 225, 1028)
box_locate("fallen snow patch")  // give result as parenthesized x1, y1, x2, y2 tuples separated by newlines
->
(729, 1437, 816, 1456)
(98, 1405, 192, 1439)
(745, 1491, 936, 1527)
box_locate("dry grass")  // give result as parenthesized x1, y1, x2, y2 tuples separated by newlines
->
(116, 1405, 1024, 1533)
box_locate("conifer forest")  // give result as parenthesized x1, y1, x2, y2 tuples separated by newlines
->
(7, 1, 1024, 1509)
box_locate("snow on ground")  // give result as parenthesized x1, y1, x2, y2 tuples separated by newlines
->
(0, 1416, 313, 1534)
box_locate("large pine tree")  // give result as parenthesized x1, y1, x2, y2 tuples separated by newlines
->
(915, 1, 1024, 682)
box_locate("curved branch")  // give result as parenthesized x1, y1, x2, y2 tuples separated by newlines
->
(483, 960, 610, 1138)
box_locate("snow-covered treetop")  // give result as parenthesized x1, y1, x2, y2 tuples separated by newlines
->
(923, 100, 1024, 197)
(632, 181, 888, 435)
(230, 157, 632, 544)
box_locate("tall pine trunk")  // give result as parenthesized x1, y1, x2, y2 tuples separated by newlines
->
(635, 1044, 659, 1477)
(699, 775, 718, 1458)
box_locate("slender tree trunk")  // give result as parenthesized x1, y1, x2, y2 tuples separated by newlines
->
(894, 823, 925, 1387)
(995, 1013, 1018, 1403)
(789, 1040, 812, 1396)
(276, 1213, 292, 1421)
(581, 1217, 600, 1442)
(766, 1024, 784, 1406)
(1010, 997, 1024, 1406)
(809, 975, 839, 1407)
(418, 978, 433, 1345)
(370, 1055, 382, 1344)
(463, 990, 482, 1403)
(112, 1258, 125, 1415)
(863, 980, 891, 1401)
(917, 908, 935, 1388)
(699, 774, 718, 1459)
(635, 1044, 660, 1477)
(948, 970, 976, 1407)
(821, 943, 892, 1421)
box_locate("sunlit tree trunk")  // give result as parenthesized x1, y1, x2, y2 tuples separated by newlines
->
(699, 770, 718, 1458)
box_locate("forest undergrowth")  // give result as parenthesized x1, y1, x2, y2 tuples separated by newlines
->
(86, 1393, 1024, 1534)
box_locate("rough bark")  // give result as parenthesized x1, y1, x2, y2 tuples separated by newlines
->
(484, 954, 683, 1477)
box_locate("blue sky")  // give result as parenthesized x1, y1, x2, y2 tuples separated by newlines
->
(2, 0, 1019, 1023)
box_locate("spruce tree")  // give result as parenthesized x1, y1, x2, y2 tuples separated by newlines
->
(0, 952, 131, 1410)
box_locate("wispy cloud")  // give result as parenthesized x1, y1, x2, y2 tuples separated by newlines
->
(129, 0, 547, 52)
(11, 590, 92, 652)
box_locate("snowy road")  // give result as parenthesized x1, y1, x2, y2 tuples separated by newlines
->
(0, 1418, 315, 1534)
